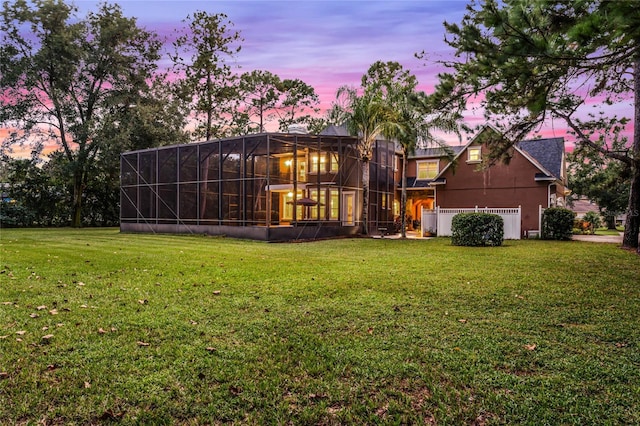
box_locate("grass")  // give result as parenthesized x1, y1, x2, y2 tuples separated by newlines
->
(594, 228, 623, 236)
(1, 228, 639, 425)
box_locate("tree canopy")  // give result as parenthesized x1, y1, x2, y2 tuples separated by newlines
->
(0, 0, 176, 226)
(171, 11, 242, 141)
(433, 0, 640, 250)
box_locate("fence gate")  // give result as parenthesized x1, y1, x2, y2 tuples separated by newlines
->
(421, 206, 522, 239)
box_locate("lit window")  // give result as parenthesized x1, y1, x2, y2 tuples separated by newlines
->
(329, 189, 339, 219)
(308, 188, 326, 220)
(297, 159, 306, 182)
(330, 152, 339, 173)
(468, 147, 481, 163)
(417, 160, 439, 180)
(310, 153, 326, 173)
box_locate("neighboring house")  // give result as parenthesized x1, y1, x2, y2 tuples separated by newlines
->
(402, 126, 568, 237)
(570, 196, 600, 219)
(120, 132, 396, 241)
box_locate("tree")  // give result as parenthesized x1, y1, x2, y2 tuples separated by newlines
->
(1, 156, 66, 226)
(336, 86, 395, 235)
(433, 0, 640, 250)
(568, 139, 631, 229)
(171, 11, 242, 141)
(237, 70, 283, 133)
(361, 61, 459, 237)
(276, 78, 320, 132)
(0, 0, 163, 227)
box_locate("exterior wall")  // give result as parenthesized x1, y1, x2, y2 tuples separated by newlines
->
(436, 144, 552, 234)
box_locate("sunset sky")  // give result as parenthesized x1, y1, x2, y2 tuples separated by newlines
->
(75, 1, 464, 104)
(9, 0, 636, 153)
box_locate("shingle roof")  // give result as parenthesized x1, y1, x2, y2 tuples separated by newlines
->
(319, 125, 350, 136)
(410, 146, 465, 158)
(516, 138, 564, 179)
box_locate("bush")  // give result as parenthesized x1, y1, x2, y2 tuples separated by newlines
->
(451, 213, 504, 246)
(542, 207, 575, 240)
(582, 211, 602, 233)
(573, 218, 590, 235)
(0, 202, 35, 227)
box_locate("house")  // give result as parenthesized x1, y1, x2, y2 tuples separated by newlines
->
(402, 126, 568, 238)
(120, 132, 396, 241)
(120, 125, 567, 241)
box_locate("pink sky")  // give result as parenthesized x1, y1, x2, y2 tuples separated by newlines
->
(11, 1, 636, 155)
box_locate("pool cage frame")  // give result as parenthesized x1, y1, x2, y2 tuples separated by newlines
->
(120, 133, 396, 241)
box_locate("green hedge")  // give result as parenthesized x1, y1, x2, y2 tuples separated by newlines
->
(542, 207, 575, 240)
(451, 213, 504, 246)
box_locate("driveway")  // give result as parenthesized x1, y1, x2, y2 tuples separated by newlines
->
(572, 233, 623, 244)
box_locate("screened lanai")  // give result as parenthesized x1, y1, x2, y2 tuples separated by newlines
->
(120, 133, 397, 241)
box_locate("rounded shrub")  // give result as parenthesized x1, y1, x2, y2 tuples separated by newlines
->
(542, 207, 575, 240)
(451, 212, 504, 246)
(582, 211, 601, 234)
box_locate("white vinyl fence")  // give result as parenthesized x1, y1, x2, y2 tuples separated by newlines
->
(421, 206, 522, 240)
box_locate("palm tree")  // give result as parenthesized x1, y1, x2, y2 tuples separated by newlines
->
(388, 90, 460, 238)
(337, 86, 395, 235)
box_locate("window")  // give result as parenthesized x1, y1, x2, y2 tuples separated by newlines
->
(310, 153, 325, 174)
(308, 188, 326, 220)
(417, 160, 439, 180)
(282, 190, 303, 220)
(329, 152, 339, 173)
(329, 189, 339, 219)
(297, 158, 306, 182)
(467, 147, 481, 163)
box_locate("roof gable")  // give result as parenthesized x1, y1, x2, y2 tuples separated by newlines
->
(434, 126, 564, 180)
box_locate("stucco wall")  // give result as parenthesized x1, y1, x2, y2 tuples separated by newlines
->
(436, 146, 551, 233)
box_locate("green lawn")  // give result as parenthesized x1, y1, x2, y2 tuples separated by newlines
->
(1, 228, 639, 425)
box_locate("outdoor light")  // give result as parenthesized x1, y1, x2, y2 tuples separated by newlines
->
(284, 159, 292, 167)
(287, 192, 293, 198)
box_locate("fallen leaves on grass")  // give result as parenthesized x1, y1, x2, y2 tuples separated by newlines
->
(137, 299, 148, 305)
(98, 328, 107, 334)
(375, 402, 389, 418)
(205, 347, 216, 352)
(29, 313, 39, 318)
(49, 309, 58, 315)
(136, 341, 150, 347)
(42, 334, 54, 340)
(524, 344, 537, 351)
(0, 372, 8, 379)
(213, 290, 221, 295)
(458, 319, 468, 323)
(16, 330, 26, 335)
(37, 305, 47, 310)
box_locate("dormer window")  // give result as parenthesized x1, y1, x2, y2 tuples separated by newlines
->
(417, 160, 439, 180)
(467, 147, 482, 163)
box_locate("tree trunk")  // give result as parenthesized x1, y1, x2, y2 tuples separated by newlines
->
(71, 169, 84, 228)
(362, 160, 370, 235)
(622, 54, 640, 250)
(622, 165, 640, 250)
(401, 151, 407, 238)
